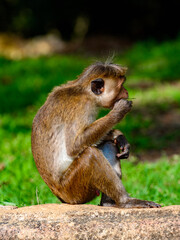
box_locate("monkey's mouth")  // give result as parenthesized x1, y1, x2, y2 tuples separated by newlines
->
(115, 97, 128, 103)
(116, 97, 128, 101)
(110, 97, 128, 109)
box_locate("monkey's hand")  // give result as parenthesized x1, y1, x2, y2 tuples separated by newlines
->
(114, 135, 130, 159)
(111, 99, 132, 122)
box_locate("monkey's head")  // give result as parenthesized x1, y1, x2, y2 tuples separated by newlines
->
(79, 62, 128, 108)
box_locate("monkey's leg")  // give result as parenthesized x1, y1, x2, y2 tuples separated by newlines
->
(98, 141, 161, 208)
(58, 146, 127, 205)
(58, 147, 161, 208)
(98, 141, 121, 206)
(98, 141, 122, 178)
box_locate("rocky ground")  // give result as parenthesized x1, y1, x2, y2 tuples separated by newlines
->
(0, 204, 180, 239)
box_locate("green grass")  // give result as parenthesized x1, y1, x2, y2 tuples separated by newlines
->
(122, 37, 180, 82)
(122, 155, 180, 206)
(0, 38, 180, 207)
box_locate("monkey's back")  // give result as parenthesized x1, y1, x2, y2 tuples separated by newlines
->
(31, 102, 72, 184)
(31, 85, 95, 188)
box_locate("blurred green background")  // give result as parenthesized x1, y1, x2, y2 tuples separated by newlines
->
(0, 0, 180, 207)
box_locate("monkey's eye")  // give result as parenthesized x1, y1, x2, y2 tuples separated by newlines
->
(91, 78, 104, 95)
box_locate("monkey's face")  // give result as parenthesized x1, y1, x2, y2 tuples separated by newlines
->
(90, 76, 128, 108)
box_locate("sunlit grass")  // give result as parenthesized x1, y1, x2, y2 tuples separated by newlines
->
(128, 82, 180, 107)
(121, 155, 180, 206)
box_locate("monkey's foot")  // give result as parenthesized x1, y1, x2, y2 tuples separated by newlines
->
(119, 198, 161, 208)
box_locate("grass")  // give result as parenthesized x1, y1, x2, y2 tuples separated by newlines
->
(121, 155, 180, 206)
(0, 38, 180, 207)
(121, 37, 180, 82)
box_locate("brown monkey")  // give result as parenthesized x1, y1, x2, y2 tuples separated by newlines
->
(31, 62, 161, 208)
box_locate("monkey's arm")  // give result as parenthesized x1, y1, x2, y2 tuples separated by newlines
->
(66, 99, 132, 157)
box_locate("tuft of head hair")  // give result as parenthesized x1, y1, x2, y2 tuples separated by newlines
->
(77, 62, 127, 84)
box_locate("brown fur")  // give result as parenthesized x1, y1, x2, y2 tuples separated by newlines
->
(57, 147, 127, 204)
(31, 62, 161, 208)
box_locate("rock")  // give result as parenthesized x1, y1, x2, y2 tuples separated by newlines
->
(0, 204, 179, 240)
(0, 205, 17, 210)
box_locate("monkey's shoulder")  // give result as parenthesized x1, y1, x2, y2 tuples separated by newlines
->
(48, 85, 85, 100)
(47, 85, 93, 112)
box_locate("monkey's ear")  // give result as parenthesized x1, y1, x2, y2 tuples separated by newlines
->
(91, 78, 104, 95)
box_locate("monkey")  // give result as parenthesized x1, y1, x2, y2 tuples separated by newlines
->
(31, 62, 161, 208)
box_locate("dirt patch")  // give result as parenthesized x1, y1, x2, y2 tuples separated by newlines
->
(131, 107, 180, 162)
(136, 147, 180, 162)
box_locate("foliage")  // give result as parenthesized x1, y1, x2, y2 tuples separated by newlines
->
(0, 39, 180, 207)
(0, 0, 179, 40)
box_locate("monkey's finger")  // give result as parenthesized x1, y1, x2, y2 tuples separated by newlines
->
(117, 150, 129, 159)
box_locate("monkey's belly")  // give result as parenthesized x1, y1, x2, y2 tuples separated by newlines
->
(54, 151, 73, 177)
(98, 141, 119, 166)
(98, 141, 121, 178)
(52, 131, 74, 178)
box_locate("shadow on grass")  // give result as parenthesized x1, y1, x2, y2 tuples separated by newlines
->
(129, 107, 180, 155)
